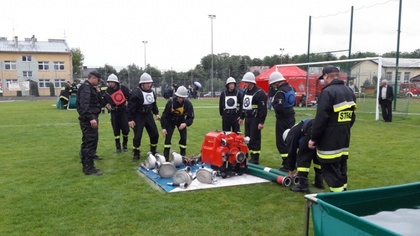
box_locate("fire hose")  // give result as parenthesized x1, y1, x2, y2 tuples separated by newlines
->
(244, 165, 292, 187)
(247, 163, 299, 185)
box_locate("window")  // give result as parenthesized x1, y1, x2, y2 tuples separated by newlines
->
(22, 56, 32, 62)
(54, 79, 65, 88)
(53, 61, 65, 70)
(39, 79, 51, 88)
(404, 72, 411, 83)
(4, 61, 17, 70)
(397, 72, 401, 82)
(38, 61, 49, 70)
(23, 71, 33, 77)
(6, 79, 18, 88)
(385, 72, 392, 81)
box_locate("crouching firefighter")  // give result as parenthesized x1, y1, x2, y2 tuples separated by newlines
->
(238, 72, 267, 164)
(127, 72, 160, 162)
(161, 86, 195, 159)
(102, 74, 130, 153)
(283, 118, 324, 193)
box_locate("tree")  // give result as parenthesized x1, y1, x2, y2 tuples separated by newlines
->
(71, 48, 84, 79)
(97, 64, 118, 83)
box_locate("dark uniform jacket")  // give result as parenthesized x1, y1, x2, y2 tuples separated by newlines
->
(127, 87, 159, 121)
(311, 79, 357, 161)
(272, 82, 296, 119)
(76, 81, 101, 121)
(378, 85, 394, 104)
(103, 84, 130, 108)
(161, 97, 194, 129)
(285, 118, 314, 168)
(219, 88, 243, 116)
(240, 85, 267, 125)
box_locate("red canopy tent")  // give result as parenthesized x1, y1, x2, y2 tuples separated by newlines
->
(255, 65, 308, 93)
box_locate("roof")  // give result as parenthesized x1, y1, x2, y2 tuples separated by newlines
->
(0, 36, 70, 54)
(354, 58, 420, 68)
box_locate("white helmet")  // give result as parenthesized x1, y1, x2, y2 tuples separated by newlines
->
(242, 72, 256, 84)
(283, 129, 290, 142)
(226, 77, 236, 85)
(139, 72, 153, 84)
(107, 74, 119, 83)
(269, 71, 286, 85)
(175, 86, 188, 98)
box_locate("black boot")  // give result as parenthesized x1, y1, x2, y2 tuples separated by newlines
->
(279, 157, 289, 172)
(132, 149, 140, 162)
(84, 158, 102, 176)
(291, 177, 310, 193)
(115, 141, 122, 154)
(312, 173, 325, 189)
(164, 148, 170, 159)
(249, 153, 259, 164)
(150, 144, 157, 155)
(122, 136, 128, 152)
(180, 147, 186, 157)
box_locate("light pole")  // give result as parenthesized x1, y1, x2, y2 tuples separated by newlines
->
(279, 48, 285, 64)
(208, 14, 216, 97)
(142, 41, 148, 70)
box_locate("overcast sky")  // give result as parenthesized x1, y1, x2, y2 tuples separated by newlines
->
(1, 0, 419, 71)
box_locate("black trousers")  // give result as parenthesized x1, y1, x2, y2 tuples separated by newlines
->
(164, 121, 187, 147)
(244, 117, 261, 153)
(318, 155, 348, 191)
(110, 108, 129, 137)
(132, 113, 159, 148)
(222, 115, 240, 132)
(79, 117, 99, 161)
(296, 137, 320, 173)
(380, 100, 392, 122)
(276, 116, 295, 162)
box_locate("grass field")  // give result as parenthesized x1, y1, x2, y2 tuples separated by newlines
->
(1, 97, 420, 235)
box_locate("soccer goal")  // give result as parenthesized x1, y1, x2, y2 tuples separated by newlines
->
(274, 57, 383, 120)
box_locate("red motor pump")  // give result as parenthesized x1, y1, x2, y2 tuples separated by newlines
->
(200, 131, 249, 178)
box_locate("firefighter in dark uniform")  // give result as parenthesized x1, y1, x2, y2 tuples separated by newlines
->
(103, 74, 131, 153)
(238, 72, 267, 164)
(76, 71, 102, 175)
(59, 81, 73, 108)
(219, 77, 243, 132)
(127, 73, 160, 162)
(269, 71, 296, 172)
(161, 86, 194, 159)
(283, 118, 324, 193)
(308, 66, 357, 192)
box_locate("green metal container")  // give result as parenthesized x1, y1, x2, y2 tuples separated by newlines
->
(304, 182, 420, 236)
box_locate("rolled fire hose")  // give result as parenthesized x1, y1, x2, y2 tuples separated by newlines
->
(157, 162, 176, 178)
(247, 163, 299, 185)
(170, 151, 184, 167)
(144, 152, 157, 169)
(245, 166, 292, 187)
(196, 168, 217, 184)
(173, 167, 193, 186)
(154, 153, 166, 164)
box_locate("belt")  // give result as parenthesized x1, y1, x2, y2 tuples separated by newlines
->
(224, 109, 238, 114)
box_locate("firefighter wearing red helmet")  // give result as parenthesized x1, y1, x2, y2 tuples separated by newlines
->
(308, 66, 357, 192)
(127, 72, 161, 162)
(219, 77, 243, 132)
(102, 74, 131, 154)
(269, 71, 296, 172)
(238, 72, 267, 164)
(160, 85, 195, 159)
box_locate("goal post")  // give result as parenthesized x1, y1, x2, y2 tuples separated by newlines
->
(274, 57, 383, 120)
